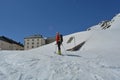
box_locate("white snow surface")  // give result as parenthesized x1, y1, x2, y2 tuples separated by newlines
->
(0, 14, 120, 80)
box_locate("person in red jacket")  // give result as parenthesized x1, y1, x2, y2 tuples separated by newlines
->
(56, 32, 63, 55)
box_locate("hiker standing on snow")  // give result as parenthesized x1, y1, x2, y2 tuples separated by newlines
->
(56, 32, 63, 55)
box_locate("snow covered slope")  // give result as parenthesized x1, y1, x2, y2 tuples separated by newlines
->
(0, 13, 120, 80)
(87, 13, 120, 31)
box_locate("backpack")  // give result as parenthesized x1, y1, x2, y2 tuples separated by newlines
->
(60, 34, 63, 43)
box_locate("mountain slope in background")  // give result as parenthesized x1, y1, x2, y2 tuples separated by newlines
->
(0, 13, 120, 80)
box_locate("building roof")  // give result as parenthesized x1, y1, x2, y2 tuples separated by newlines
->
(0, 36, 24, 47)
(24, 34, 43, 39)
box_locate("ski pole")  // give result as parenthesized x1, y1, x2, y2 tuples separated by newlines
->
(61, 44, 67, 54)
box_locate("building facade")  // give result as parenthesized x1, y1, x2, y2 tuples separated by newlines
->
(24, 34, 46, 50)
(0, 36, 24, 50)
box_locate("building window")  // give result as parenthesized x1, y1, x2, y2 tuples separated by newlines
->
(27, 42, 29, 45)
(32, 42, 34, 44)
(32, 39, 34, 41)
(37, 42, 39, 44)
(32, 46, 34, 48)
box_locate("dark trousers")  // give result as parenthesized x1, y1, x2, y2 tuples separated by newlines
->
(57, 41, 61, 51)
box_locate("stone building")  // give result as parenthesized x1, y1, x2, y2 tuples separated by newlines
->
(0, 36, 24, 50)
(24, 34, 46, 50)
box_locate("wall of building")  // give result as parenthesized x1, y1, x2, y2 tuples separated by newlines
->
(0, 40, 23, 50)
(24, 38, 46, 50)
(12, 43, 24, 50)
(0, 40, 12, 50)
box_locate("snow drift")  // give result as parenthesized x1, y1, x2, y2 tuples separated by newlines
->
(0, 13, 120, 80)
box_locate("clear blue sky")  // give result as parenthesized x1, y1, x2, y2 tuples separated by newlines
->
(0, 0, 120, 43)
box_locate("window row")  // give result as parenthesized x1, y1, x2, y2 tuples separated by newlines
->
(27, 45, 39, 48)
(27, 39, 40, 41)
(26, 42, 40, 45)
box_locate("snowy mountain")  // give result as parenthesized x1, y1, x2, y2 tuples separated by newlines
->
(0, 13, 120, 80)
(87, 13, 120, 31)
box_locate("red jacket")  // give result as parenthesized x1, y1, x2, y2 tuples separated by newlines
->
(56, 33, 60, 43)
